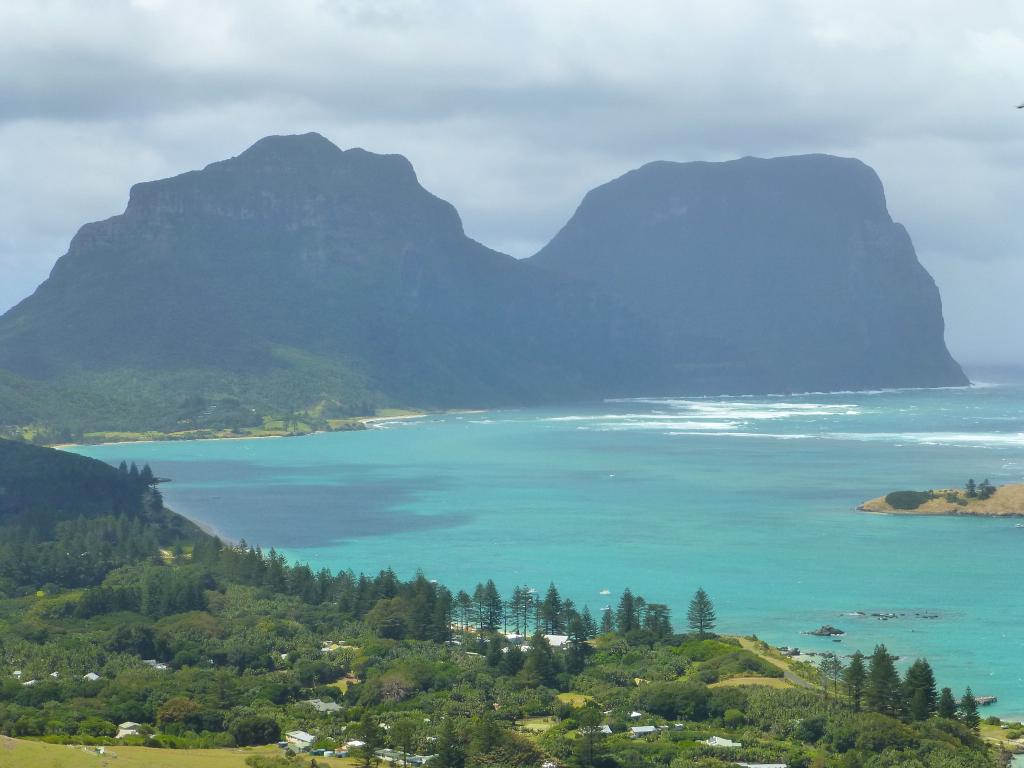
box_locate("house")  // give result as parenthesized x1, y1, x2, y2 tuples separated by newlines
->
(630, 726, 658, 738)
(345, 739, 367, 750)
(49, 671, 59, 679)
(598, 725, 612, 735)
(304, 698, 342, 713)
(117, 722, 142, 738)
(286, 730, 316, 750)
(21, 679, 37, 687)
(544, 634, 569, 647)
(11, 670, 21, 679)
(83, 672, 101, 682)
(142, 659, 169, 671)
(629, 711, 643, 719)
(704, 736, 742, 748)
(736, 763, 787, 768)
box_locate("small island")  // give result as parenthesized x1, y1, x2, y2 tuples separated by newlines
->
(860, 479, 1024, 516)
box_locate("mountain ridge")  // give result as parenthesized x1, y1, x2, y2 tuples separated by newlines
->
(0, 134, 965, 439)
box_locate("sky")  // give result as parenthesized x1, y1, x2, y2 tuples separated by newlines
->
(1, 1, 1022, 366)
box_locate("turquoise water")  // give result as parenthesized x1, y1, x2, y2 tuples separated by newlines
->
(72, 382, 1024, 716)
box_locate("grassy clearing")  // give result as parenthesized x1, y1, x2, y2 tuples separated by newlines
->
(556, 692, 594, 707)
(709, 675, 792, 689)
(0, 738, 358, 768)
(519, 716, 556, 732)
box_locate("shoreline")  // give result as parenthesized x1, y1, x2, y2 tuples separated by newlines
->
(50, 410, 467, 450)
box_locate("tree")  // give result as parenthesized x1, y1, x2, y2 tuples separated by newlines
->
(600, 606, 614, 634)
(903, 658, 937, 721)
(643, 603, 672, 639)
(521, 632, 559, 687)
(818, 653, 844, 700)
(687, 588, 716, 637)
(390, 718, 419, 768)
(432, 718, 465, 768)
(229, 714, 280, 746)
(576, 706, 604, 768)
(538, 583, 563, 633)
(468, 713, 501, 756)
(937, 687, 958, 719)
(865, 644, 902, 715)
(959, 687, 980, 731)
(844, 651, 867, 711)
(616, 588, 638, 633)
(355, 713, 385, 768)
(965, 478, 977, 498)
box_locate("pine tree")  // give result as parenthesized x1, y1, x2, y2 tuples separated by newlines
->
(865, 644, 902, 715)
(433, 719, 465, 768)
(965, 478, 977, 497)
(844, 651, 867, 711)
(616, 588, 637, 633)
(600, 607, 614, 634)
(959, 687, 980, 731)
(687, 588, 716, 637)
(937, 687, 958, 719)
(903, 658, 937, 721)
(539, 582, 563, 633)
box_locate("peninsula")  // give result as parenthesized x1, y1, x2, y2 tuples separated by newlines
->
(860, 482, 1024, 516)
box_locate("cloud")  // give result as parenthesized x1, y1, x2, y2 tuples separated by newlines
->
(1, 0, 1022, 362)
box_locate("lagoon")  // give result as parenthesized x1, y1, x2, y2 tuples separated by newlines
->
(73, 381, 1024, 716)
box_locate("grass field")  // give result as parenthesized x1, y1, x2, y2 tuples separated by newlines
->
(709, 675, 792, 689)
(556, 692, 594, 707)
(518, 716, 556, 732)
(0, 738, 362, 768)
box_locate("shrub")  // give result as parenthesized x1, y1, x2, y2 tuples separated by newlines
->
(884, 491, 933, 510)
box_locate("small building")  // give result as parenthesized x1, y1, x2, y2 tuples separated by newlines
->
(117, 721, 141, 739)
(630, 725, 658, 738)
(629, 711, 643, 719)
(21, 679, 37, 687)
(736, 763, 787, 768)
(544, 634, 569, 647)
(345, 739, 367, 750)
(704, 736, 742, 748)
(598, 725, 612, 735)
(304, 698, 342, 713)
(286, 730, 316, 750)
(49, 671, 59, 679)
(11, 670, 21, 679)
(83, 672, 101, 682)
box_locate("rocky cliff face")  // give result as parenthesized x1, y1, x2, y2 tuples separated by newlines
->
(0, 140, 965, 433)
(531, 154, 966, 392)
(0, 133, 661, 426)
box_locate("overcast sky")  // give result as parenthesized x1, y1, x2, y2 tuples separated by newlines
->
(2, 0, 1022, 366)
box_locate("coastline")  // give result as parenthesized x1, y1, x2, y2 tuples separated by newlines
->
(50, 410, 453, 450)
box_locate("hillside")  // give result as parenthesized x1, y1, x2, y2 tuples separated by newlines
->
(532, 154, 967, 394)
(0, 439, 205, 586)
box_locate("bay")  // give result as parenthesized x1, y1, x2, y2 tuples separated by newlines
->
(72, 381, 1024, 716)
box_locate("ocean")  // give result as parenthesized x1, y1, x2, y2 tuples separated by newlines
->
(72, 379, 1024, 716)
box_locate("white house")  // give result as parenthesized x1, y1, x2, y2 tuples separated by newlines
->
(83, 672, 101, 682)
(704, 736, 742, 748)
(736, 763, 787, 768)
(21, 679, 37, 687)
(286, 730, 316, 750)
(117, 722, 142, 738)
(598, 725, 612, 735)
(629, 726, 658, 738)
(629, 711, 643, 719)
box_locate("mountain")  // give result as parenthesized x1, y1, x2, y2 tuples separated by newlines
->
(0, 139, 965, 438)
(0, 133, 661, 435)
(531, 154, 967, 393)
